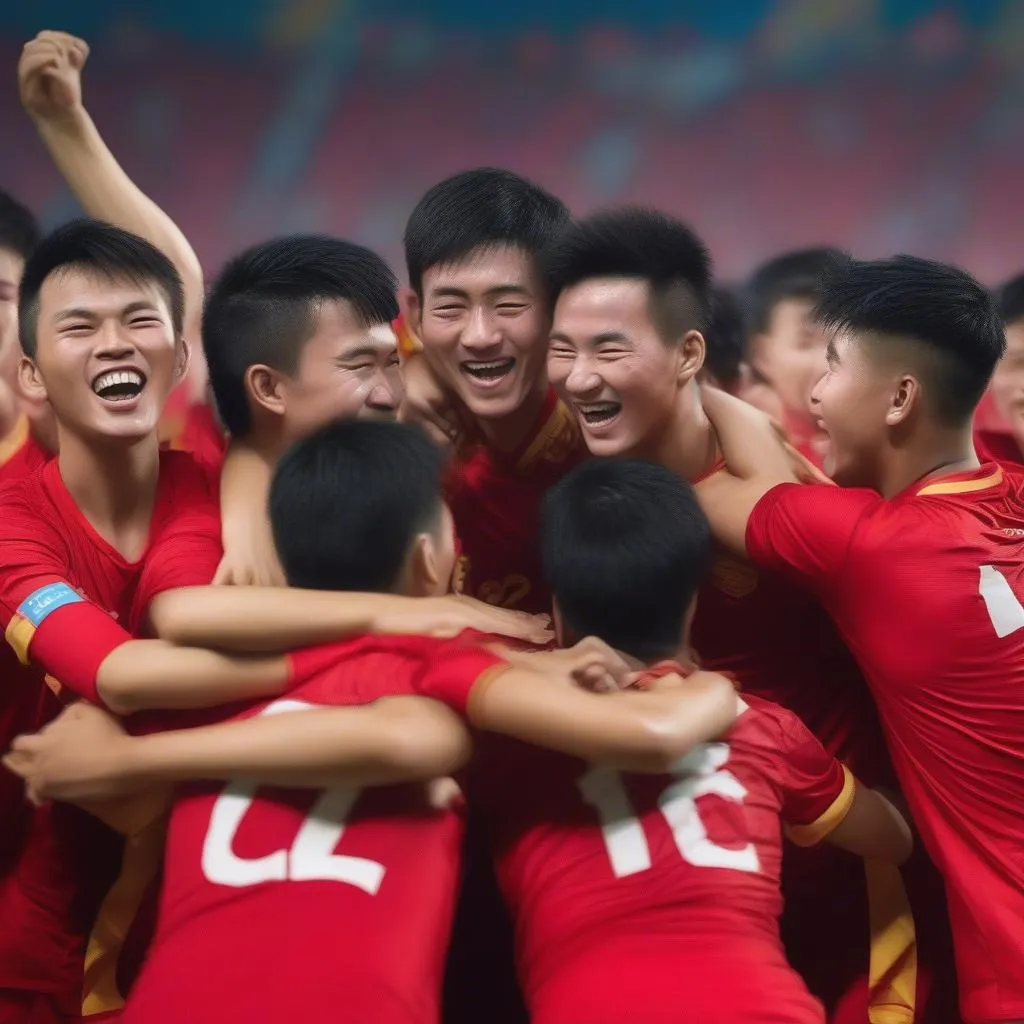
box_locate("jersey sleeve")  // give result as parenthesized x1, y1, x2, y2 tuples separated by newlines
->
(0, 496, 131, 703)
(130, 458, 224, 634)
(772, 708, 855, 847)
(413, 636, 512, 719)
(745, 481, 878, 594)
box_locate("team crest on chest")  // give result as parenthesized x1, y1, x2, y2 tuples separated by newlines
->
(710, 554, 759, 599)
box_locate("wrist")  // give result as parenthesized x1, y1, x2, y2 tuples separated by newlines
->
(34, 105, 91, 142)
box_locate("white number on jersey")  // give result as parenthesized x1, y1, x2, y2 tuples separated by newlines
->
(578, 742, 760, 879)
(201, 699, 386, 892)
(979, 565, 1024, 638)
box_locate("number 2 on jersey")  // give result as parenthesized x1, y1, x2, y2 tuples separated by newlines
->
(201, 700, 386, 892)
(579, 742, 760, 879)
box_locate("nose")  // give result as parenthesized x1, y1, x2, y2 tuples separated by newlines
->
(365, 367, 401, 412)
(461, 306, 502, 353)
(564, 355, 603, 398)
(809, 373, 824, 408)
(94, 320, 137, 359)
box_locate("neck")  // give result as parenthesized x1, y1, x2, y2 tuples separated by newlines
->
(246, 426, 288, 468)
(57, 429, 161, 558)
(634, 385, 720, 483)
(478, 377, 549, 454)
(876, 426, 980, 499)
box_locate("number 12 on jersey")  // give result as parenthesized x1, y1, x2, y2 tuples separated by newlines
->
(578, 742, 761, 879)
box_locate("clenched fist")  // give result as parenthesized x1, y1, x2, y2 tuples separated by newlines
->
(19, 30, 89, 126)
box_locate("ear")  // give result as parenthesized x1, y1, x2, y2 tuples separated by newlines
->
(399, 287, 423, 338)
(676, 329, 706, 385)
(173, 335, 192, 383)
(17, 355, 47, 404)
(407, 531, 442, 597)
(886, 374, 922, 427)
(245, 363, 287, 419)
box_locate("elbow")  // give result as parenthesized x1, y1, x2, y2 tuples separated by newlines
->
(146, 590, 194, 645)
(95, 674, 139, 718)
(380, 709, 472, 782)
(882, 815, 915, 867)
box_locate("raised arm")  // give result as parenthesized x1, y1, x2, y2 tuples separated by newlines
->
(19, 31, 204, 350)
(4, 697, 472, 804)
(695, 386, 802, 556)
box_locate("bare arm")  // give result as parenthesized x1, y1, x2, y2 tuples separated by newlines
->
(3, 698, 471, 804)
(213, 440, 284, 587)
(148, 587, 553, 652)
(467, 667, 738, 773)
(824, 782, 913, 866)
(20, 32, 204, 348)
(96, 641, 288, 717)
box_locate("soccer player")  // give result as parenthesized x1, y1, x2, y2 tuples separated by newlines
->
(445, 456, 911, 1024)
(974, 272, 1023, 469)
(542, 208, 953, 1023)
(696, 254, 1024, 1024)
(18, 30, 220, 466)
(743, 248, 843, 468)
(4, 419, 739, 1024)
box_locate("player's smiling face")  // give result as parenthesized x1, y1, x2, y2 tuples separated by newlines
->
(413, 245, 549, 422)
(548, 278, 695, 457)
(810, 330, 893, 488)
(21, 267, 184, 445)
(274, 302, 402, 445)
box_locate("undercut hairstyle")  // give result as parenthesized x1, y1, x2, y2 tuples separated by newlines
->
(270, 419, 446, 593)
(996, 272, 1024, 327)
(704, 285, 745, 386)
(0, 189, 41, 263)
(815, 254, 1005, 426)
(203, 235, 399, 438)
(404, 167, 570, 295)
(543, 206, 712, 342)
(541, 458, 712, 661)
(18, 219, 184, 359)
(745, 247, 844, 336)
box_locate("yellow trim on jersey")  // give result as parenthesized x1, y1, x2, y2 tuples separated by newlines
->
(865, 859, 917, 1024)
(916, 466, 1002, 496)
(5, 613, 35, 665)
(517, 399, 577, 470)
(0, 414, 28, 467)
(82, 809, 169, 1016)
(784, 764, 855, 847)
(465, 663, 515, 727)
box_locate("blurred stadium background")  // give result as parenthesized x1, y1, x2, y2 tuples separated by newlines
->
(2, 0, 1022, 284)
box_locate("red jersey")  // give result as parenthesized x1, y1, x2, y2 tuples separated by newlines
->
(454, 686, 846, 1024)
(446, 389, 584, 615)
(747, 464, 1024, 1024)
(0, 450, 222, 1015)
(123, 635, 504, 1024)
(974, 428, 1022, 471)
(160, 385, 226, 478)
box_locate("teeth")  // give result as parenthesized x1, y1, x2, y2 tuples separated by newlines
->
(93, 370, 143, 395)
(464, 360, 512, 371)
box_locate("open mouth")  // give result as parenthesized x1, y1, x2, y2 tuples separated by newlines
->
(92, 369, 146, 403)
(577, 401, 622, 427)
(460, 358, 515, 387)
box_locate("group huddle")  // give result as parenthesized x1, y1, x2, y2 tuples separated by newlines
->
(0, 27, 1022, 1024)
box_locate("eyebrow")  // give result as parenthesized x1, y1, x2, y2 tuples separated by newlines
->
(337, 345, 394, 361)
(592, 331, 629, 344)
(55, 300, 162, 323)
(431, 284, 530, 300)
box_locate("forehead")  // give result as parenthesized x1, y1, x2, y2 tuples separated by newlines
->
(553, 278, 652, 334)
(421, 244, 537, 296)
(1004, 320, 1024, 357)
(767, 295, 817, 333)
(300, 298, 396, 360)
(38, 266, 169, 318)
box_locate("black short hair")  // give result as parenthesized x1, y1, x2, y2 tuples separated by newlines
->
(404, 168, 570, 295)
(704, 285, 745, 385)
(0, 189, 40, 263)
(18, 219, 184, 358)
(269, 419, 446, 593)
(745, 247, 844, 335)
(815, 254, 1005, 426)
(996, 273, 1024, 327)
(203, 235, 399, 438)
(541, 458, 711, 661)
(543, 206, 712, 341)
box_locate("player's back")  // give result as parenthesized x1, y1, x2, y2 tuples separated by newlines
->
(123, 636, 474, 1024)
(833, 466, 1024, 1020)
(470, 691, 842, 1024)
